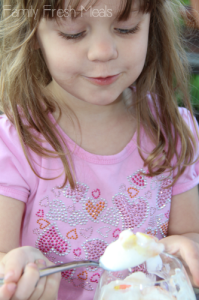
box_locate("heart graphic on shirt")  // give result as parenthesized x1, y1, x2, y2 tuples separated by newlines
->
(165, 210, 170, 219)
(39, 197, 49, 207)
(83, 239, 108, 261)
(36, 209, 44, 218)
(66, 229, 78, 240)
(97, 226, 111, 238)
(46, 199, 67, 223)
(113, 194, 149, 230)
(51, 187, 62, 197)
(90, 273, 100, 283)
(145, 228, 157, 237)
(62, 269, 75, 281)
(36, 224, 71, 255)
(37, 219, 50, 229)
(150, 179, 159, 190)
(113, 228, 121, 238)
(92, 189, 101, 199)
(119, 184, 126, 193)
(101, 208, 120, 227)
(127, 187, 139, 198)
(156, 179, 172, 209)
(159, 221, 169, 238)
(128, 170, 147, 190)
(73, 248, 81, 257)
(67, 205, 76, 213)
(145, 191, 152, 199)
(63, 183, 89, 203)
(79, 227, 93, 239)
(73, 278, 93, 291)
(85, 199, 106, 221)
(33, 228, 40, 235)
(150, 207, 156, 216)
(77, 271, 88, 280)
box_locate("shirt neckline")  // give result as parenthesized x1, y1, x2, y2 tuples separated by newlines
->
(49, 104, 140, 165)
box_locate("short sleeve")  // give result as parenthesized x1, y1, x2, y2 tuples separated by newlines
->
(172, 107, 199, 195)
(0, 115, 38, 202)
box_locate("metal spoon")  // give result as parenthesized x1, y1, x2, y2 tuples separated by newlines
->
(0, 260, 102, 286)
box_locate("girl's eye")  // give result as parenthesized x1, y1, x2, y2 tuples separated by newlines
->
(58, 24, 139, 40)
(116, 24, 140, 35)
(58, 31, 86, 40)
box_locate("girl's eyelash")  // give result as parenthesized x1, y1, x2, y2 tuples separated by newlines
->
(116, 24, 140, 35)
(58, 25, 140, 40)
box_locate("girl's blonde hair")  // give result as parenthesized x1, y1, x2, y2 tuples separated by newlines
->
(0, 0, 198, 188)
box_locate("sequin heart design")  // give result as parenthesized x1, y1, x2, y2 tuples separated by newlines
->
(62, 269, 75, 281)
(68, 210, 88, 226)
(80, 227, 93, 239)
(85, 198, 106, 222)
(83, 239, 108, 261)
(90, 273, 100, 283)
(113, 194, 149, 230)
(73, 278, 93, 291)
(33, 228, 40, 235)
(51, 187, 62, 197)
(145, 190, 152, 199)
(77, 271, 88, 280)
(36, 224, 71, 255)
(119, 184, 126, 193)
(97, 226, 111, 238)
(113, 228, 121, 238)
(156, 178, 172, 209)
(145, 228, 157, 237)
(159, 221, 169, 238)
(63, 182, 89, 203)
(46, 199, 67, 223)
(66, 229, 78, 240)
(36, 209, 44, 218)
(73, 248, 81, 257)
(150, 207, 156, 216)
(127, 187, 139, 198)
(128, 170, 147, 190)
(92, 189, 100, 199)
(165, 210, 170, 219)
(101, 208, 120, 227)
(150, 179, 159, 190)
(39, 197, 49, 207)
(67, 205, 75, 213)
(37, 219, 50, 229)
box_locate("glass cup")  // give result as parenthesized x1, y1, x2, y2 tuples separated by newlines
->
(94, 252, 196, 300)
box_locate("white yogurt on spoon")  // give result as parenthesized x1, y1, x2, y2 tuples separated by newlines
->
(99, 229, 164, 271)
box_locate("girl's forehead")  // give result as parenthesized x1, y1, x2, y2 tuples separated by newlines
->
(63, 0, 139, 14)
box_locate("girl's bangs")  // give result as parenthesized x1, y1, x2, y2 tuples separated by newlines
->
(38, 0, 154, 21)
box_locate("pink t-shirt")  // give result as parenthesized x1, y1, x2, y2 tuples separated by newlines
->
(0, 107, 199, 300)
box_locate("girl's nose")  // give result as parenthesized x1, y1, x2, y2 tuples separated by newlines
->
(87, 35, 118, 62)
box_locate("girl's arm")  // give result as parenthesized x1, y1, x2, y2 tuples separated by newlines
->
(161, 185, 199, 287)
(0, 195, 61, 300)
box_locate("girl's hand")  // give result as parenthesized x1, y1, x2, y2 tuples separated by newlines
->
(161, 235, 199, 288)
(0, 246, 61, 300)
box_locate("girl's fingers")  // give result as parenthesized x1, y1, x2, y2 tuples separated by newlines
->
(161, 235, 199, 287)
(0, 283, 17, 300)
(11, 263, 40, 300)
(39, 272, 61, 300)
(28, 260, 47, 300)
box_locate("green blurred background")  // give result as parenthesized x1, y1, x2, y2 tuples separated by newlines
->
(180, 0, 199, 116)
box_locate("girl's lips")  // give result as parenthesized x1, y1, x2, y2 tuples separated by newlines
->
(84, 74, 120, 86)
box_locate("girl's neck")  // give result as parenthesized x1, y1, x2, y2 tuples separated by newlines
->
(48, 83, 136, 155)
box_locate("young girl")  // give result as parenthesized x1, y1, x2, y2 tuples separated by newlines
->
(0, 0, 199, 299)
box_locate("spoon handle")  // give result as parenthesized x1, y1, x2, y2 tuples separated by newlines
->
(0, 260, 99, 286)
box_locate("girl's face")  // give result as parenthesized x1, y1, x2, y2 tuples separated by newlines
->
(36, 0, 150, 106)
